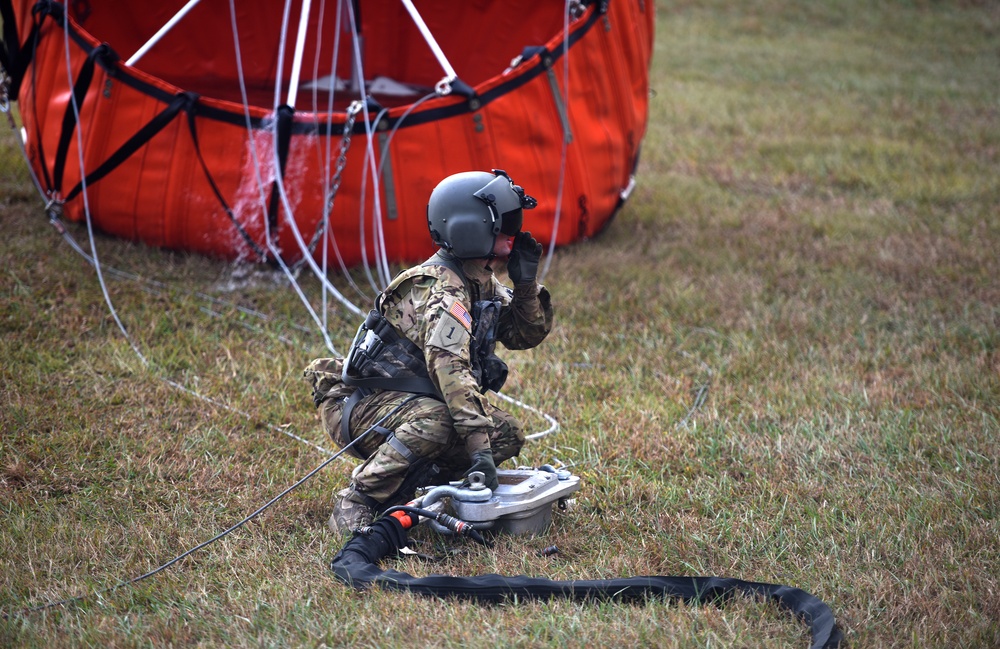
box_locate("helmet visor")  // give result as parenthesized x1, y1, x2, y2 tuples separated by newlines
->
(499, 208, 522, 236)
(473, 171, 536, 237)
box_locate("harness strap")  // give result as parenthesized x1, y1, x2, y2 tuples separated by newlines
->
(344, 373, 439, 395)
(64, 91, 194, 202)
(341, 309, 440, 397)
(339, 388, 370, 459)
(265, 104, 294, 230)
(1, 0, 44, 98)
(340, 388, 421, 462)
(184, 107, 269, 262)
(51, 43, 105, 192)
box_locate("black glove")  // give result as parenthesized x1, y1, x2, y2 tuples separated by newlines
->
(466, 450, 499, 491)
(507, 231, 543, 286)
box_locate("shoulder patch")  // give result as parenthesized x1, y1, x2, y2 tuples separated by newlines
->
(447, 301, 473, 331)
(428, 304, 472, 355)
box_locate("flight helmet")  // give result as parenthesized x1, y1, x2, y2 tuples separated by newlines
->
(426, 169, 537, 259)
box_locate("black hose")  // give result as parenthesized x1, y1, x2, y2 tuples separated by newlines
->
(331, 517, 842, 649)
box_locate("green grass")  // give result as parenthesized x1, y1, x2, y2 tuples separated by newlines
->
(3, 1, 999, 646)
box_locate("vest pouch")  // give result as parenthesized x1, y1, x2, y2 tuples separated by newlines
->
(480, 353, 508, 393)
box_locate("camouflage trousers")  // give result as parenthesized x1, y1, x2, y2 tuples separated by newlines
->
(305, 358, 524, 506)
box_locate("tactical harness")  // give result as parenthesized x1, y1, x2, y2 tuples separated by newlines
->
(337, 252, 508, 460)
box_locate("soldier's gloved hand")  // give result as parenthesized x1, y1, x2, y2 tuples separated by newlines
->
(466, 450, 499, 491)
(507, 231, 543, 286)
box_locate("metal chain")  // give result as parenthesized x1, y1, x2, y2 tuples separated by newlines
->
(294, 100, 363, 271)
(324, 99, 363, 214)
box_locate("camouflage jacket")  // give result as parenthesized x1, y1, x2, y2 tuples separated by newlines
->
(377, 252, 553, 455)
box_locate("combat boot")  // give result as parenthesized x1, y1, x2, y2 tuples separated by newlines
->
(328, 486, 377, 534)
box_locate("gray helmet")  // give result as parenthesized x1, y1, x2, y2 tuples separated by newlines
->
(426, 169, 537, 259)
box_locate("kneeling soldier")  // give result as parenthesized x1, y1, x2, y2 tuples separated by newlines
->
(305, 169, 554, 534)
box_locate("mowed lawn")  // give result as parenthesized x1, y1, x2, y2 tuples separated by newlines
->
(2, 1, 998, 647)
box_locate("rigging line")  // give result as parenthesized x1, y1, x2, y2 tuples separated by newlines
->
(344, 0, 383, 295)
(366, 90, 443, 290)
(319, 104, 373, 304)
(302, 0, 330, 203)
(267, 0, 365, 322)
(6, 397, 419, 618)
(266, 142, 365, 329)
(357, 103, 393, 289)
(398, 0, 458, 91)
(674, 339, 718, 430)
(311, 0, 335, 333)
(274, 0, 294, 109)
(229, 0, 360, 348)
(1, 99, 48, 206)
(375, 90, 438, 179)
(164, 379, 333, 456)
(365, 89, 442, 289)
(319, 0, 382, 316)
(317, 0, 332, 334)
(46, 215, 337, 454)
(307, 0, 325, 116)
(539, 0, 573, 283)
(26, 220, 317, 344)
(125, 0, 204, 67)
(493, 391, 561, 441)
(61, 8, 146, 366)
(285, 0, 314, 109)
(52, 14, 338, 457)
(318, 2, 376, 308)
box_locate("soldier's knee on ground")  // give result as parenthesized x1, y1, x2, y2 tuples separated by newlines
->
(351, 439, 417, 503)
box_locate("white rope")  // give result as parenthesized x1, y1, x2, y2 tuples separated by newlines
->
(398, 0, 458, 93)
(54, 10, 337, 456)
(231, 0, 361, 346)
(165, 380, 334, 456)
(230, 0, 342, 354)
(126, 0, 204, 67)
(285, 0, 314, 108)
(344, 1, 384, 295)
(357, 103, 393, 289)
(494, 391, 561, 441)
(265, 0, 366, 323)
(62, 10, 147, 366)
(538, 0, 574, 283)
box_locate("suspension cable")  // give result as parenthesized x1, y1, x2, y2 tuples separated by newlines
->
(125, 0, 204, 67)
(230, 0, 362, 341)
(538, 0, 574, 283)
(398, 0, 459, 95)
(61, 8, 147, 366)
(285, 0, 314, 109)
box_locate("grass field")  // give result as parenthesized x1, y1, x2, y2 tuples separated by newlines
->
(2, 1, 999, 647)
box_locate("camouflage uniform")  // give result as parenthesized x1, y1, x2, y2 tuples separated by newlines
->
(304, 253, 553, 531)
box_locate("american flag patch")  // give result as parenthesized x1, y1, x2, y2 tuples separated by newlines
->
(447, 301, 473, 331)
